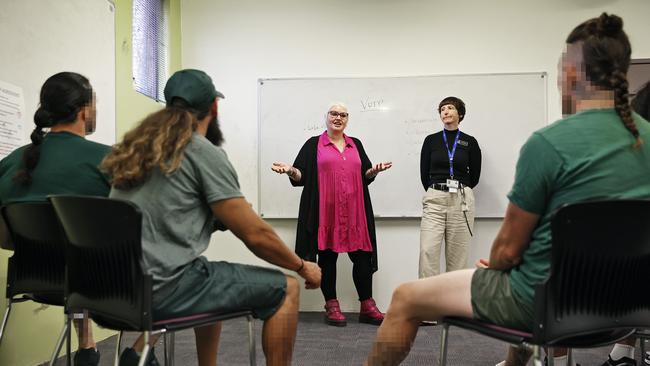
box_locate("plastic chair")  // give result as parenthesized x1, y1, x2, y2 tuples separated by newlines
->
(0, 202, 73, 366)
(440, 200, 650, 366)
(49, 195, 257, 366)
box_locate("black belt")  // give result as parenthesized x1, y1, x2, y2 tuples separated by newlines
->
(430, 183, 449, 192)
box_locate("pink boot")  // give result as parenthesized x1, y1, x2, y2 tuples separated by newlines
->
(324, 299, 347, 327)
(359, 298, 384, 325)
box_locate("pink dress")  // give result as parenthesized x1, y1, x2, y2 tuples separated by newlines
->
(317, 132, 373, 253)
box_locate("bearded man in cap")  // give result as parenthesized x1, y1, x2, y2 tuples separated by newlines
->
(102, 69, 321, 366)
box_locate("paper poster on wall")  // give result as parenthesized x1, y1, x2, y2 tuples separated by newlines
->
(0, 80, 26, 159)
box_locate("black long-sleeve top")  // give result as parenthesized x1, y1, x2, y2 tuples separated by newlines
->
(420, 129, 482, 190)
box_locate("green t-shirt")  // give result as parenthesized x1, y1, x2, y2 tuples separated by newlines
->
(110, 133, 243, 297)
(0, 132, 111, 204)
(508, 108, 650, 307)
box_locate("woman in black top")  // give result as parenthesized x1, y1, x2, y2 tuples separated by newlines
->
(418, 96, 481, 279)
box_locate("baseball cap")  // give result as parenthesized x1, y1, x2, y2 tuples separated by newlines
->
(164, 69, 225, 112)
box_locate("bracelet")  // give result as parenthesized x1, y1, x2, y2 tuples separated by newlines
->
(296, 258, 304, 272)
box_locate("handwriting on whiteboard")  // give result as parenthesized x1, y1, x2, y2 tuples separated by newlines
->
(360, 98, 384, 112)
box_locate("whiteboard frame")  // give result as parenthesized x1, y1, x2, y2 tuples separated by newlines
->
(257, 71, 548, 219)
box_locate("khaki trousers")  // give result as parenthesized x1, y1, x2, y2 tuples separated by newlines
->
(419, 186, 475, 278)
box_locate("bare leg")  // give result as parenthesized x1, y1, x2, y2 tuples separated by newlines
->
(262, 275, 299, 366)
(194, 322, 222, 366)
(552, 348, 568, 357)
(505, 345, 532, 366)
(619, 336, 637, 347)
(366, 269, 475, 366)
(131, 333, 162, 352)
(73, 310, 96, 349)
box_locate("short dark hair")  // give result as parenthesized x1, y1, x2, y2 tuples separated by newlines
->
(437, 96, 466, 122)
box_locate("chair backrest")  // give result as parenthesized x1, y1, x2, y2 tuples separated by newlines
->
(49, 195, 153, 331)
(1, 202, 66, 305)
(534, 200, 650, 345)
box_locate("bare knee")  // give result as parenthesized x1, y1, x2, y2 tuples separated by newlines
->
(389, 282, 418, 315)
(284, 275, 299, 302)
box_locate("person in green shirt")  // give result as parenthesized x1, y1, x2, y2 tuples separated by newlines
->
(366, 13, 650, 366)
(0, 72, 108, 366)
(0, 72, 159, 366)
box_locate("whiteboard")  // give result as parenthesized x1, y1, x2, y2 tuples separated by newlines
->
(0, 0, 116, 147)
(258, 73, 547, 218)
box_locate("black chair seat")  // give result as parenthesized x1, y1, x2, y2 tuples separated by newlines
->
(442, 317, 532, 345)
(153, 310, 254, 332)
(27, 293, 65, 306)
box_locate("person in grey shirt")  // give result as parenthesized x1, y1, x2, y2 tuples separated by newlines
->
(103, 69, 321, 366)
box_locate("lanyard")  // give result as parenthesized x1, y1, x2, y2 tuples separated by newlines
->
(442, 130, 461, 178)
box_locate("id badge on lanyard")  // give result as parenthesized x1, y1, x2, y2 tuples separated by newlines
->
(443, 130, 461, 193)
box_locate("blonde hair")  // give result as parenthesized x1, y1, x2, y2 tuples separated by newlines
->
(101, 107, 198, 189)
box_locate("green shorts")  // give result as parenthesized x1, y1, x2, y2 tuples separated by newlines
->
(153, 257, 287, 321)
(471, 268, 534, 331)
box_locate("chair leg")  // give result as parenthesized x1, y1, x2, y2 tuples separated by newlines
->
(167, 332, 175, 366)
(66, 314, 72, 366)
(48, 314, 70, 366)
(138, 332, 151, 366)
(547, 347, 554, 366)
(532, 345, 543, 366)
(247, 315, 256, 366)
(0, 299, 12, 347)
(438, 323, 450, 366)
(163, 332, 168, 366)
(114, 331, 124, 366)
(566, 348, 573, 366)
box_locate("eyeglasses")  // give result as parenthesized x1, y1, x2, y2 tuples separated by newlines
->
(328, 111, 349, 118)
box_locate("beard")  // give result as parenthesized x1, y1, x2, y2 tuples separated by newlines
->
(205, 115, 224, 146)
(85, 116, 96, 135)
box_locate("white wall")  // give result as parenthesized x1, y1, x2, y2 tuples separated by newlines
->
(180, 0, 650, 311)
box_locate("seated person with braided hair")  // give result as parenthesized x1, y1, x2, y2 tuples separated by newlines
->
(366, 12, 650, 366)
(0, 72, 109, 366)
(0, 72, 162, 366)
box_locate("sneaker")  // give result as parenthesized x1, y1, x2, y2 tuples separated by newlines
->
(119, 347, 161, 366)
(73, 348, 100, 366)
(601, 355, 637, 366)
(324, 299, 347, 327)
(644, 351, 649, 366)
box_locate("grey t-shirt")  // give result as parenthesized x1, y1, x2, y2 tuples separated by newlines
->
(110, 133, 243, 297)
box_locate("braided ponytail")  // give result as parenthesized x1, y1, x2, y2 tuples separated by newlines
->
(611, 70, 641, 147)
(566, 13, 642, 148)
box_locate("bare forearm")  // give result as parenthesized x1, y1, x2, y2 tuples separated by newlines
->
(243, 224, 302, 271)
(487, 203, 539, 271)
(488, 237, 522, 270)
(287, 167, 302, 182)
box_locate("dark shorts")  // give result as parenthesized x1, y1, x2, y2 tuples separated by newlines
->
(153, 257, 287, 321)
(470, 268, 534, 331)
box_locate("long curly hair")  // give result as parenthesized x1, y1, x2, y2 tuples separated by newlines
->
(101, 106, 198, 189)
(566, 13, 642, 148)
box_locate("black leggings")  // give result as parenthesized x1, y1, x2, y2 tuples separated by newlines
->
(317, 249, 373, 301)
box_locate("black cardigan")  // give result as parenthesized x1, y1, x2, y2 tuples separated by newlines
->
(290, 135, 378, 272)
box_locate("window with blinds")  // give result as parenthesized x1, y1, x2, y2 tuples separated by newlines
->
(132, 0, 168, 102)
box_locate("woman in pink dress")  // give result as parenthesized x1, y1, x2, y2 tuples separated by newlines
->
(272, 102, 391, 326)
